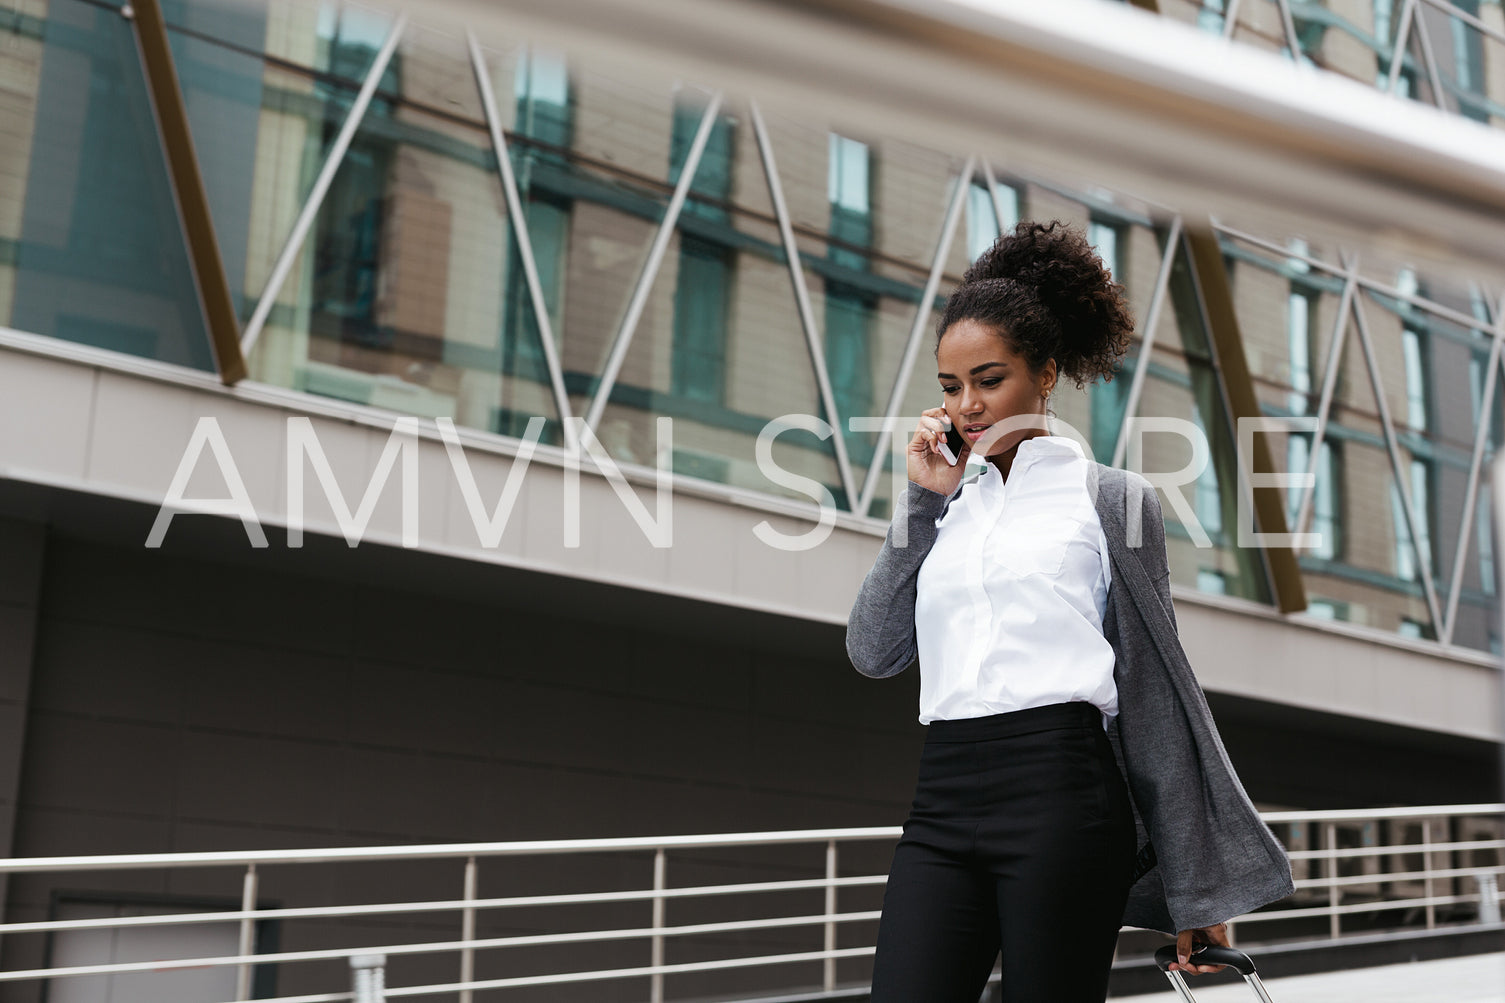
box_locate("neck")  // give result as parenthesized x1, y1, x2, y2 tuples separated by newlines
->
(987, 430, 1049, 482)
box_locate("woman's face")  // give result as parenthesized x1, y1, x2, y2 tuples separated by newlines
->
(936, 318, 1057, 458)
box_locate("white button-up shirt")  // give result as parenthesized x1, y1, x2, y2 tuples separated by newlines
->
(914, 435, 1117, 728)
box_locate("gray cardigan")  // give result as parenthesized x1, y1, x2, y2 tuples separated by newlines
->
(845, 462, 1296, 934)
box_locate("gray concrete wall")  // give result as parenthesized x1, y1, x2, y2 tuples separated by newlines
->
(0, 504, 922, 1001)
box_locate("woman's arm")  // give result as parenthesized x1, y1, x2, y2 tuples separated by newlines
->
(844, 481, 951, 678)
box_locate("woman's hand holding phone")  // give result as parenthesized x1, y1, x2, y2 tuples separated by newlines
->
(908, 407, 970, 496)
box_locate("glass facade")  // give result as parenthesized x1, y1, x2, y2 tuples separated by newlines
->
(1, 0, 1502, 653)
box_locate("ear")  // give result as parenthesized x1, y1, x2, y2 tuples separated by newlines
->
(1042, 358, 1059, 395)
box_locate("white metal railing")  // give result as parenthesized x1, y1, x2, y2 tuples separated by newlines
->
(0, 806, 1499, 1002)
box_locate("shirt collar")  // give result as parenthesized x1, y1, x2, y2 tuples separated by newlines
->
(1010, 434, 1085, 471)
(974, 434, 1084, 483)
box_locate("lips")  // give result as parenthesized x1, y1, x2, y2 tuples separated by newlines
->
(963, 423, 991, 441)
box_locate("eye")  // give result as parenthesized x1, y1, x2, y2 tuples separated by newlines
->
(980, 377, 1002, 388)
(941, 385, 960, 395)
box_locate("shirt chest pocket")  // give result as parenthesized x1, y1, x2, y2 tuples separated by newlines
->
(991, 511, 1085, 578)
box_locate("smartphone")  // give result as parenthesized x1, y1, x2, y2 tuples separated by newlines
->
(937, 423, 967, 466)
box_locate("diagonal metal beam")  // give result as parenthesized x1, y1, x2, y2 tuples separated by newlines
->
(978, 160, 1011, 237)
(1222, 0, 1245, 39)
(747, 101, 859, 510)
(1350, 291, 1447, 635)
(855, 156, 973, 517)
(1440, 292, 1505, 645)
(1387, 0, 1420, 94)
(1214, 220, 1498, 335)
(583, 92, 723, 433)
(1273, 0, 1304, 62)
(129, 0, 247, 384)
(241, 13, 408, 357)
(1290, 252, 1361, 552)
(467, 32, 579, 455)
(1410, 2, 1451, 111)
(1111, 214, 1181, 470)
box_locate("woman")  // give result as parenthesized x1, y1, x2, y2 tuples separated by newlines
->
(845, 220, 1294, 1001)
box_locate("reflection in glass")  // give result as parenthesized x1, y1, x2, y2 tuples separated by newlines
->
(7, 0, 214, 370)
(1158, 235, 1272, 604)
(1287, 433, 1340, 561)
(669, 95, 735, 407)
(826, 133, 876, 467)
(1392, 458, 1433, 583)
(1088, 218, 1122, 282)
(1480, 484, 1496, 598)
(1286, 284, 1317, 415)
(964, 175, 1020, 264)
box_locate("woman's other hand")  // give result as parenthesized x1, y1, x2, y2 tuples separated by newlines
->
(1166, 923, 1230, 975)
(907, 407, 970, 495)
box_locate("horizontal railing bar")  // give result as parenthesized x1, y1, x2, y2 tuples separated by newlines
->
(1293, 864, 1505, 890)
(1257, 804, 1505, 823)
(1225, 893, 1484, 923)
(0, 827, 904, 874)
(0, 910, 886, 983)
(206, 946, 881, 1003)
(0, 874, 890, 936)
(2, 808, 1497, 874)
(1286, 838, 1505, 861)
(369, 946, 879, 999)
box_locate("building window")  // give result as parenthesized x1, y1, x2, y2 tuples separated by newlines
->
(1468, 284, 1499, 451)
(1288, 433, 1340, 561)
(672, 237, 731, 405)
(1198, 568, 1228, 595)
(1481, 483, 1497, 597)
(1374, 0, 1419, 95)
(670, 95, 735, 221)
(1199, 0, 1228, 34)
(827, 133, 872, 254)
(514, 49, 571, 150)
(1401, 327, 1428, 431)
(1395, 268, 1429, 432)
(1307, 599, 1341, 620)
(1088, 218, 1124, 282)
(1192, 402, 1222, 539)
(1398, 617, 1426, 639)
(1090, 376, 1128, 466)
(965, 178, 1021, 263)
(669, 98, 736, 405)
(310, 7, 404, 349)
(500, 50, 573, 390)
(1287, 286, 1319, 415)
(826, 134, 875, 437)
(1450, 1, 1489, 122)
(1393, 458, 1433, 582)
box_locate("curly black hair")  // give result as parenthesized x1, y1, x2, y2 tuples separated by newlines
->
(936, 219, 1134, 390)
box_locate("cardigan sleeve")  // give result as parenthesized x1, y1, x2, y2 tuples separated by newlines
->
(1137, 479, 1179, 633)
(1113, 470, 1297, 932)
(844, 480, 951, 678)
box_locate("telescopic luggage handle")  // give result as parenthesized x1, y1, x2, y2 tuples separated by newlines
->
(1153, 944, 1255, 975)
(1152, 945, 1276, 1002)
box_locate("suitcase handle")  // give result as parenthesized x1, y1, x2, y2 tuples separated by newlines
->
(1153, 944, 1256, 976)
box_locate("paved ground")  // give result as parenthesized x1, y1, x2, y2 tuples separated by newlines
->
(1113, 951, 1505, 1001)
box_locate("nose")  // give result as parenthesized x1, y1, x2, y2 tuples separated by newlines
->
(958, 387, 984, 417)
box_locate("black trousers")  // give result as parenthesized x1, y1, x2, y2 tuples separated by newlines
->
(870, 700, 1137, 1002)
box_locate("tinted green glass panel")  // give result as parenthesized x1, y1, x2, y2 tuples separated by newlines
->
(7, 0, 213, 370)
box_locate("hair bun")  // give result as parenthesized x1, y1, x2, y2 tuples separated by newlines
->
(941, 219, 1134, 389)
